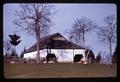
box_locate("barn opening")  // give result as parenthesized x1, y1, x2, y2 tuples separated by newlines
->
(74, 54, 83, 62)
(46, 53, 57, 63)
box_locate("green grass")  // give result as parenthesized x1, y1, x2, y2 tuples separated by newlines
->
(4, 63, 117, 78)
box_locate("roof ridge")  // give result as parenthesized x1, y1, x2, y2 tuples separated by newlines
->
(40, 32, 60, 39)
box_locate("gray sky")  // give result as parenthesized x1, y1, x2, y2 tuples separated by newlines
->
(3, 3, 117, 57)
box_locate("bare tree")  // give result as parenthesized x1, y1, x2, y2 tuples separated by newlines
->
(20, 47, 26, 58)
(112, 47, 117, 64)
(65, 29, 82, 46)
(96, 52, 102, 64)
(96, 15, 116, 64)
(4, 40, 12, 56)
(13, 4, 54, 63)
(66, 17, 97, 47)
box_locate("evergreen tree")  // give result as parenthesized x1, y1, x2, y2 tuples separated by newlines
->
(9, 34, 21, 57)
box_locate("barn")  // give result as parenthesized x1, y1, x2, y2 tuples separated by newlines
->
(23, 33, 87, 63)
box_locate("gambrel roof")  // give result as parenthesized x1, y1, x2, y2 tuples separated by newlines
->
(25, 33, 84, 53)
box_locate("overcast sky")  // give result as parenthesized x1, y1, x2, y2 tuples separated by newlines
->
(3, 3, 117, 57)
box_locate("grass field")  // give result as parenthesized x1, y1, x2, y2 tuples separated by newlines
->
(4, 63, 117, 78)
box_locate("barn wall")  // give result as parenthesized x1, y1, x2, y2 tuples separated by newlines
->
(24, 49, 47, 60)
(24, 49, 85, 62)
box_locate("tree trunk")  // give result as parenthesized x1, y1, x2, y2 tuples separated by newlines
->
(83, 27, 85, 48)
(36, 31, 40, 63)
(35, 14, 41, 63)
(13, 46, 16, 61)
(73, 49, 74, 63)
(109, 40, 112, 64)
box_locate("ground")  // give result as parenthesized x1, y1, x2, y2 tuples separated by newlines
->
(4, 63, 117, 78)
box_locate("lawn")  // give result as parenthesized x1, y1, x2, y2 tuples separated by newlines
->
(4, 63, 117, 78)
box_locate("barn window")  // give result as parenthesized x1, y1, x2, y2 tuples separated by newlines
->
(53, 36, 65, 41)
